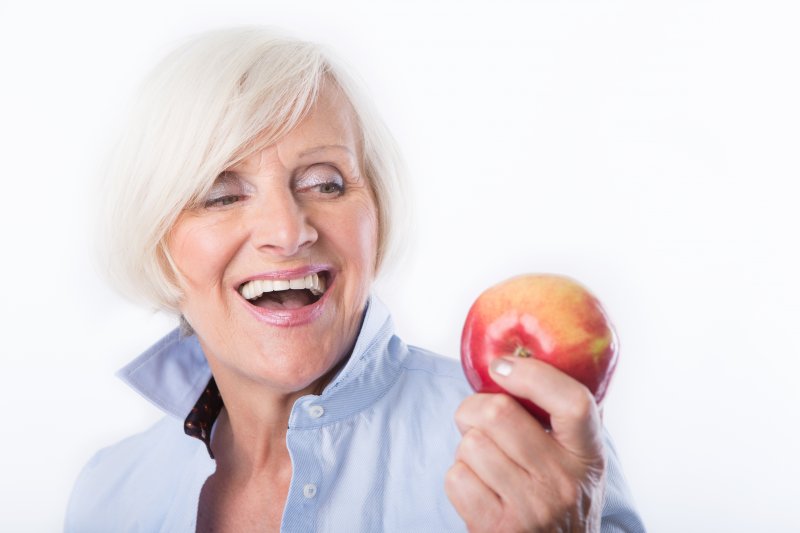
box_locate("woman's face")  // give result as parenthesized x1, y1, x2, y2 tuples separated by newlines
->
(167, 85, 379, 393)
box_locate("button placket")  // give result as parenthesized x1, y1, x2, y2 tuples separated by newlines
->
(303, 483, 318, 499)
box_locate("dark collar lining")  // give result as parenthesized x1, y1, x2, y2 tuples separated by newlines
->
(183, 377, 223, 459)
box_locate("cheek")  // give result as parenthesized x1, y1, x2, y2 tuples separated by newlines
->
(314, 197, 378, 283)
(168, 218, 241, 290)
(346, 200, 380, 280)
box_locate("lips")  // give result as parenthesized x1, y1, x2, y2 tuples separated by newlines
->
(235, 267, 334, 326)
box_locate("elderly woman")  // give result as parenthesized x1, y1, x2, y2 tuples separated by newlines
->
(66, 28, 644, 532)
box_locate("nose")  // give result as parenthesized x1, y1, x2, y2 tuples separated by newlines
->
(250, 188, 318, 257)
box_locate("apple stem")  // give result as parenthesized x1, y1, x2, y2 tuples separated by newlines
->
(514, 345, 532, 358)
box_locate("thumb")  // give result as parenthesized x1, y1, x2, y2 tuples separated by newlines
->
(489, 356, 603, 459)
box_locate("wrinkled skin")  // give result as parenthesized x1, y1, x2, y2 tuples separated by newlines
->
(445, 356, 606, 532)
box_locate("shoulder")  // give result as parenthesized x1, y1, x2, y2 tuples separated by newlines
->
(401, 343, 466, 380)
(380, 341, 472, 432)
(65, 416, 210, 532)
(396, 342, 472, 398)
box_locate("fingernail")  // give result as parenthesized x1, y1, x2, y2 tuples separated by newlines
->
(491, 357, 515, 377)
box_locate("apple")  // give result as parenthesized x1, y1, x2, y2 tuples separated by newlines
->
(460, 274, 618, 427)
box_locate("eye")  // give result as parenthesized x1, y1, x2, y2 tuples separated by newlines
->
(205, 195, 242, 207)
(202, 172, 249, 209)
(317, 181, 344, 195)
(296, 165, 346, 197)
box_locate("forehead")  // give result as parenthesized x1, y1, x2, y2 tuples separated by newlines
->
(296, 83, 360, 146)
(231, 83, 361, 174)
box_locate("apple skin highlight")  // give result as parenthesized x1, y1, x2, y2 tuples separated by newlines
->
(460, 274, 619, 428)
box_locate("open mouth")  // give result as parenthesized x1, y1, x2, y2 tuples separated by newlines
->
(238, 271, 330, 310)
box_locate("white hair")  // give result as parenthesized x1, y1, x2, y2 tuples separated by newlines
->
(99, 27, 406, 312)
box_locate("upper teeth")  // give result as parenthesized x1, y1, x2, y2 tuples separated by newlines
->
(239, 272, 326, 301)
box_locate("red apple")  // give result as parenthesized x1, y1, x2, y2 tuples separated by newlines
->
(460, 274, 618, 427)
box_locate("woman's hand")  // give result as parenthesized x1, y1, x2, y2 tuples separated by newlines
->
(445, 356, 606, 533)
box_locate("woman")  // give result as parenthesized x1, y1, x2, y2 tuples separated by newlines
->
(67, 28, 644, 532)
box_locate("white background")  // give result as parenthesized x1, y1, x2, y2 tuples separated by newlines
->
(1, 1, 799, 531)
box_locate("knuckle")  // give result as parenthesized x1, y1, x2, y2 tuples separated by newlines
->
(454, 394, 481, 427)
(484, 393, 517, 424)
(444, 463, 463, 493)
(460, 428, 488, 456)
(565, 386, 597, 422)
(453, 398, 470, 424)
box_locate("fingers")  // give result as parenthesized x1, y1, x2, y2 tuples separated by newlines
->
(449, 415, 598, 532)
(488, 356, 604, 461)
(445, 460, 503, 532)
(455, 393, 557, 474)
(456, 427, 543, 526)
(456, 428, 528, 499)
(449, 358, 607, 532)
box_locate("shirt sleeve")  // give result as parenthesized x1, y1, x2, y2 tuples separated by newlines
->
(601, 428, 647, 532)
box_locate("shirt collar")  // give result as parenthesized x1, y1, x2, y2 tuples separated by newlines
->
(117, 294, 399, 424)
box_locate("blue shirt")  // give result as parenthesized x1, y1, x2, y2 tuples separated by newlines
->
(66, 296, 645, 532)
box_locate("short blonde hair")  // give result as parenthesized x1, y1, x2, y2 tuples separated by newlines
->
(100, 27, 405, 312)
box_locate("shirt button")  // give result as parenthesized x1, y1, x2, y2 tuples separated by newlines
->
(308, 405, 324, 419)
(303, 483, 318, 499)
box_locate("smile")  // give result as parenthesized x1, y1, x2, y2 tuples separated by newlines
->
(236, 269, 333, 326)
(240, 272, 327, 305)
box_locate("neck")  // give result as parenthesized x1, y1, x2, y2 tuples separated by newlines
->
(212, 400, 292, 477)
(204, 352, 348, 475)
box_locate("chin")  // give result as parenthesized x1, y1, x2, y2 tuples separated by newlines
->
(233, 335, 348, 392)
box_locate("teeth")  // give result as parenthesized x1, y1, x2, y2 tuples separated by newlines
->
(238, 272, 327, 301)
(310, 275, 324, 296)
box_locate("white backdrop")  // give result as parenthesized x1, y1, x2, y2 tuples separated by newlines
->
(1, 1, 798, 531)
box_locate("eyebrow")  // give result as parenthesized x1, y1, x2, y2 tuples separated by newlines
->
(298, 144, 356, 159)
(211, 171, 239, 184)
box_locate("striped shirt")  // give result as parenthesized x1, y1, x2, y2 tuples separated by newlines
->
(66, 296, 645, 532)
